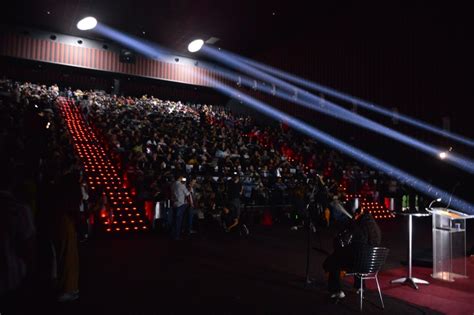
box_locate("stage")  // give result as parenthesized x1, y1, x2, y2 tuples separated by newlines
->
(23, 217, 473, 314)
(374, 263, 474, 314)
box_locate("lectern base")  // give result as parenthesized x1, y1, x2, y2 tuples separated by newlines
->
(431, 272, 468, 282)
(391, 277, 430, 290)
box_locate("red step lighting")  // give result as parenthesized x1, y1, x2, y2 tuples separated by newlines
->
(57, 97, 148, 233)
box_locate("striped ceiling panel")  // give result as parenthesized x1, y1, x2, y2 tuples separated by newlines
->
(0, 32, 217, 87)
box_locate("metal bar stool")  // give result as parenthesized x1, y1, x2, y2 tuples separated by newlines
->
(346, 246, 390, 311)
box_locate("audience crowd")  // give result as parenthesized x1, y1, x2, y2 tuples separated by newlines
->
(0, 79, 90, 306)
(78, 88, 401, 221)
(0, 78, 407, 309)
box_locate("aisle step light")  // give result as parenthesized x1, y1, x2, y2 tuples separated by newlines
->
(58, 98, 148, 233)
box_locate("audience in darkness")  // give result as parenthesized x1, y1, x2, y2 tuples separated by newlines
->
(0, 77, 406, 308)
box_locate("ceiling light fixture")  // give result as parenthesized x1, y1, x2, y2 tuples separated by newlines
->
(77, 17, 98, 31)
(188, 39, 204, 53)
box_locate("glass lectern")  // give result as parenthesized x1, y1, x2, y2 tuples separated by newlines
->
(426, 207, 474, 282)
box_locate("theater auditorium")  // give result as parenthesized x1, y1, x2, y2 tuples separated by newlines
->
(1, 1, 473, 314)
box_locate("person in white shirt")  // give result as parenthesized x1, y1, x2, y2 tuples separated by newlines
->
(170, 174, 190, 240)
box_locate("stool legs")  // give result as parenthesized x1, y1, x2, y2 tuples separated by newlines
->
(375, 273, 384, 309)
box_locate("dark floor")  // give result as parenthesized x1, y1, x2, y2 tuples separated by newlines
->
(20, 215, 474, 314)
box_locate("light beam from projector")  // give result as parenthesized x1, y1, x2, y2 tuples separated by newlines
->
(84, 24, 474, 173)
(227, 50, 474, 148)
(93, 24, 170, 60)
(204, 78, 474, 214)
(201, 47, 474, 174)
(257, 78, 474, 174)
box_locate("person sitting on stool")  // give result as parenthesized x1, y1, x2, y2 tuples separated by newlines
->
(323, 207, 381, 300)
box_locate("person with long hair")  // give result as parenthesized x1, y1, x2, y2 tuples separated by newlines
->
(323, 207, 381, 300)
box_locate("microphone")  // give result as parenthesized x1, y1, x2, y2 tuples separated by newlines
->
(445, 182, 461, 210)
(428, 198, 442, 209)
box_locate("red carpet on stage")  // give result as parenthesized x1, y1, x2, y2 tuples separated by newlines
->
(353, 257, 474, 314)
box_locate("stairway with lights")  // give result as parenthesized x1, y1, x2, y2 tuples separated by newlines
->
(338, 183, 395, 220)
(344, 193, 396, 219)
(57, 97, 149, 233)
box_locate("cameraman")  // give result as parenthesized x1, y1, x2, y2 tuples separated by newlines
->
(227, 173, 243, 215)
(323, 207, 381, 299)
(315, 174, 330, 206)
(310, 174, 329, 228)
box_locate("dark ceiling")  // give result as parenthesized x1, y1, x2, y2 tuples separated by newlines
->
(5, 1, 473, 58)
(4, 1, 474, 130)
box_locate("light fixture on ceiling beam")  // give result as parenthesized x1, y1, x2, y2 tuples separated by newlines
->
(77, 17, 98, 31)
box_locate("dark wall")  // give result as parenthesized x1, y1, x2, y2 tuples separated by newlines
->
(250, 10, 474, 140)
(225, 97, 276, 126)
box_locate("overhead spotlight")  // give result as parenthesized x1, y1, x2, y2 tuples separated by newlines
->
(439, 152, 448, 159)
(188, 39, 204, 53)
(77, 17, 97, 31)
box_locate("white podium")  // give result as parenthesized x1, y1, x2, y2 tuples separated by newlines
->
(426, 207, 474, 282)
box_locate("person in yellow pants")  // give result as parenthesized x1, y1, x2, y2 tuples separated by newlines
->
(53, 212, 79, 302)
(52, 172, 81, 302)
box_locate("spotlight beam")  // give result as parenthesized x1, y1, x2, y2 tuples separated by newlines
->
(93, 24, 170, 60)
(83, 28, 474, 173)
(262, 78, 474, 174)
(205, 77, 474, 215)
(230, 50, 474, 148)
(69, 28, 474, 213)
(202, 47, 474, 174)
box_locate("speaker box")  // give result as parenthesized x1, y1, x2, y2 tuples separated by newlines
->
(119, 49, 136, 64)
